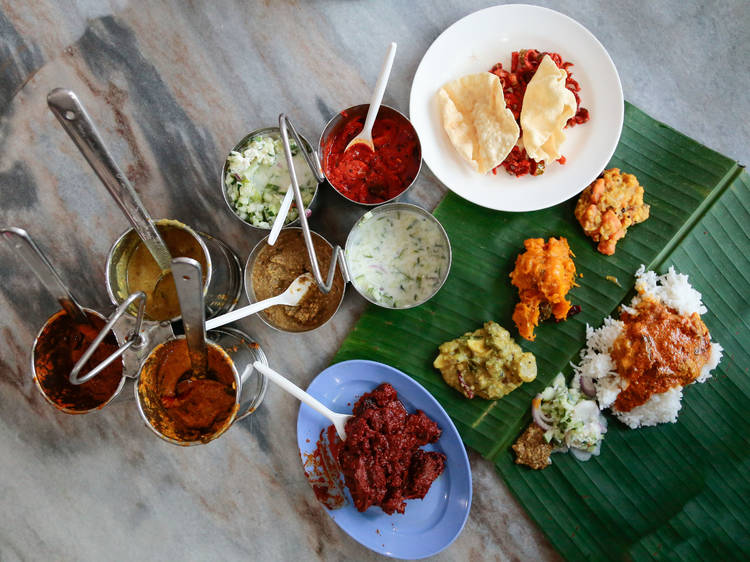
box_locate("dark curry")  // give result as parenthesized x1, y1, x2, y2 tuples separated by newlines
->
(33, 309, 123, 412)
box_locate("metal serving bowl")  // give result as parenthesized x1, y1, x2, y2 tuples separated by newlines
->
(318, 104, 422, 207)
(220, 127, 322, 232)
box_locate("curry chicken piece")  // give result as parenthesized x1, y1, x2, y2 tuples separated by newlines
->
(510, 237, 577, 341)
(610, 297, 712, 412)
(575, 168, 650, 255)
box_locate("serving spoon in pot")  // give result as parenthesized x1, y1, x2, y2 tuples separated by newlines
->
(172, 257, 208, 378)
(205, 273, 314, 331)
(47, 89, 173, 283)
(251, 361, 351, 440)
(344, 42, 397, 153)
(0, 227, 90, 325)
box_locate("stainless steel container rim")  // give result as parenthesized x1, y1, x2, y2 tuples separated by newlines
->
(133, 334, 242, 446)
(343, 201, 453, 310)
(243, 226, 347, 334)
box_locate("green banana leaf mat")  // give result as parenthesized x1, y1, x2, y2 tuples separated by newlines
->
(332, 102, 749, 561)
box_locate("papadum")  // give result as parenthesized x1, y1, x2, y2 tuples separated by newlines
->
(520, 55, 577, 163)
(437, 72, 519, 174)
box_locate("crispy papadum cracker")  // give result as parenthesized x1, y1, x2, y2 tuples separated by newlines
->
(437, 72, 519, 174)
(520, 55, 576, 163)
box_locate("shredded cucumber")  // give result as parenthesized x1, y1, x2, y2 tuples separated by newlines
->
(225, 134, 316, 228)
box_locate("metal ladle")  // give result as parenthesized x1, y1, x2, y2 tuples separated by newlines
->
(46, 89, 173, 277)
(171, 257, 208, 378)
(0, 227, 90, 325)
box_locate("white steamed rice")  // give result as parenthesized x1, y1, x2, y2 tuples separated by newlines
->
(573, 266, 723, 428)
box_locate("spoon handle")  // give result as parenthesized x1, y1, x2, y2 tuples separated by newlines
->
(267, 185, 294, 246)
(252, 361, 337, 422)
(205, 294, 282, 331)
(172, 257, 208, 377)
(47, 88, 172, 272)
(0, 227, 89, 324)
(362, 42, 397, 135)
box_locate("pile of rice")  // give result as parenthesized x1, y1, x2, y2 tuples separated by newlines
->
(574, 266, 723, 428)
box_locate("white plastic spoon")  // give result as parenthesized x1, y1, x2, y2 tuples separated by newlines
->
(267, 185, 294, 246)
(205, 273, 315, 331)
(344, 42, 397, 153)
(252, 361, 351, 440)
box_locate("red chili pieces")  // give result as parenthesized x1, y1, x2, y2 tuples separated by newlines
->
(323, 108, 421, 204)
(337, 383, 446, 514)
(488, 49, 590, 177)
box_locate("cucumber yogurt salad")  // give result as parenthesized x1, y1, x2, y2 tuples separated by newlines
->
(224, 132, 317, 228)
(346, 205, 451, 309)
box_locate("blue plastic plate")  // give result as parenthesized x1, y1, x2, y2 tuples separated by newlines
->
(296, 359, 472, 559)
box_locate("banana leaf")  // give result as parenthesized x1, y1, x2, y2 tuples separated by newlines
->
(333, 103, 749, 560)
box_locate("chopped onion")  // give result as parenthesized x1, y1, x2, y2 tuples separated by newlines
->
(579, 374, 596, 397)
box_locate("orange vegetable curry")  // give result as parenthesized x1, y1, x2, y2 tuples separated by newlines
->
(510, 237, 577, 341)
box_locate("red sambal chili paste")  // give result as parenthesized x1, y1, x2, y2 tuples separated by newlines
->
(323, 107, 421, 204)
(488, 48, 590, 178)
(33, 309, 123, 412)
(336, 383, 446, 515)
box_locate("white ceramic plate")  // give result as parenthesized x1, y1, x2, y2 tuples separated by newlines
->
(409, 4, 623, 212)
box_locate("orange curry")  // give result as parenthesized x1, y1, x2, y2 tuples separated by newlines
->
(137, 338, 238, 443)
(510, 237, 577, 341)
(611, 298, 712, 412)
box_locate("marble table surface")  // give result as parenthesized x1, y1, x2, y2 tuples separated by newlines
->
(1, 1, 747, 560)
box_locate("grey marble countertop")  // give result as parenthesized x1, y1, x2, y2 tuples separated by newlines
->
(1, 1, 747, 560)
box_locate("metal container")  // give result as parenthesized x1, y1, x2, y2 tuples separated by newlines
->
(318, 104, 423, 206)
(106, 219, 242, 323)
(134, 328, 268, 446)
(30, 307, 127, 414)
(344, 202, 452, 309)
(244, 227, 346, 333)
(220, 127, 323, 231)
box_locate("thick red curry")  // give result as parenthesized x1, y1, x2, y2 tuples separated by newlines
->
(322, 108, 420, 204)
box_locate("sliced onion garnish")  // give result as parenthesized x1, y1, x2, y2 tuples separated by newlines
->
(579, 374, 596, 397)
(531, 395, 552, 430)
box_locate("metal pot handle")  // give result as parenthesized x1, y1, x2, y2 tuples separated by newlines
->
(278, 114, 350, 292)
(69, 291, 147, 384)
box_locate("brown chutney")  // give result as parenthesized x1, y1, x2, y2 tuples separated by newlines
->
(250, 229, 344, 332)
